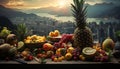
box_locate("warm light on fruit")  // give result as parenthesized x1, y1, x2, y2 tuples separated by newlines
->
(65, 53, 72, 60)
(24, 35, 46, 43)
(67, 47, 75, 54)
(102, 37, 115, 52)
(49, 30, 60, 37)
(43, 43, 54, 51)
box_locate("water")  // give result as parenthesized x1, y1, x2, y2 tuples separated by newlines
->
(36, 12, 120, 24)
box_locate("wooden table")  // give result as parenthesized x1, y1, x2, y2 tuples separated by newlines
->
(0, 57, 119, 64)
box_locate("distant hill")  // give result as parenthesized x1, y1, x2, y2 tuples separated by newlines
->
(0, 5, 33, 33)
(87, 2, 115, 18)
(0, 5, 38, 18)
(99, 6, 120, 19)
(20, 2, 120, 18)
(0, 16, 16, 33)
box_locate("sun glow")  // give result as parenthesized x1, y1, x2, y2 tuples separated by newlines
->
(59, 1, 66, 8)
(57, 0, 70, 8)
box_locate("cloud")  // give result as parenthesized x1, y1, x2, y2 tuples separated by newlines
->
(1, 0, 119, 9)
(0, 0, 25, 7)
(102, 0, 120, 5)
(0, 0, 9, 5)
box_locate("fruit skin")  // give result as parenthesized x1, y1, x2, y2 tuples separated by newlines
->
(53, 57, 58, 62)
(24, 55, 33, 61)
(43, 43, 53, 51)
(0, 43, 17, 59)
(61, 56, 65, 60)
(65, 53, 72, 60)
(21, 51, 30, 57)
(102, 37, 115, 52)
(24, 35, 46, 43)
(56, 48, 66, 56)
(51, 55, 56, 61)
(79, 55, 85, 61)
(0, 27, 11, 38)
(46, 51, 54, 58)
(49, 30, 60, 37)
(37, 54, 43, 58)
(56, 48, 61, 55)
(67, 47, 75, 54)
(60, 48, 66, 56)
(58, 57, 62, 62)
(6, 34, 17, 45)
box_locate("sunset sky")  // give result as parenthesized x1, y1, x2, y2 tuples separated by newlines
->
(0, 0, 120, 9)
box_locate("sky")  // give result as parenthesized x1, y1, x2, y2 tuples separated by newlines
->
(0, 0, 120, 9)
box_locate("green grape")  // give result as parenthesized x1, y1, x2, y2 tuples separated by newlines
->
(0, 27, 11, 37)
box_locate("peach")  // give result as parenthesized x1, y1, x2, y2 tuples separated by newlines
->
(43, 43, 54, 51)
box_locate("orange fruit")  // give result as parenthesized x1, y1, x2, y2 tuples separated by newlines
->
(53, 57, 58, 62)
(54, 30, 60, 37)
(58, 57, 62, 62)
(21, 51, 29, 57)
(61, 56, 65, 60)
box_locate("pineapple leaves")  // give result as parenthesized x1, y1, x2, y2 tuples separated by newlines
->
(71, 0, 87, 28)
(15, 23, 28, 41)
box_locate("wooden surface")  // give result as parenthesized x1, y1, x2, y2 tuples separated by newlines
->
(0, 57, 119, 64)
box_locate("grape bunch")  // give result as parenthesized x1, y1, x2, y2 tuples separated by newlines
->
(53, 34, 74, 50)
(0, 27, 11, 37)
(53, 42, 61, 50)
(59, 34, 74, 45)
(94, 50, 109, 62)
(72, 48, 80, 60)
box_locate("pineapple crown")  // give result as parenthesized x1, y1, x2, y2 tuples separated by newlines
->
(71, 0, 87, 29)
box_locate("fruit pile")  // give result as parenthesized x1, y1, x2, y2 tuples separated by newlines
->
(17, 31, 114, 62)
(53, 34, 74, 50)
(47, 30, 62, 42)
(49, 30, 60, 37)
(0, 27, 11, 38)
(24, 35, 46, 43)
(0, 28, 116, 63)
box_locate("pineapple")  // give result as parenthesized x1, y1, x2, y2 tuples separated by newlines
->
(16, 23, 28, 41)
(71, 0, 93, 51)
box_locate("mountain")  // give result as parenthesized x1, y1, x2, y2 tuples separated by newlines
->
(21, 6, 72, 16)
(0, 5, 39, 33)
(20, 2, 120, 18)
(0, 5, 38, 18)
(0, 16, 16, 33)
(87, 2, 115, 18)
(99, 6, 120, 19)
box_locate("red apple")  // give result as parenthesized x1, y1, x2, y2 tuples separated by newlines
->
(37, 54, 42, 58)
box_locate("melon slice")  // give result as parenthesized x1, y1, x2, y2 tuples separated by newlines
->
(82, 47, 97, 61)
